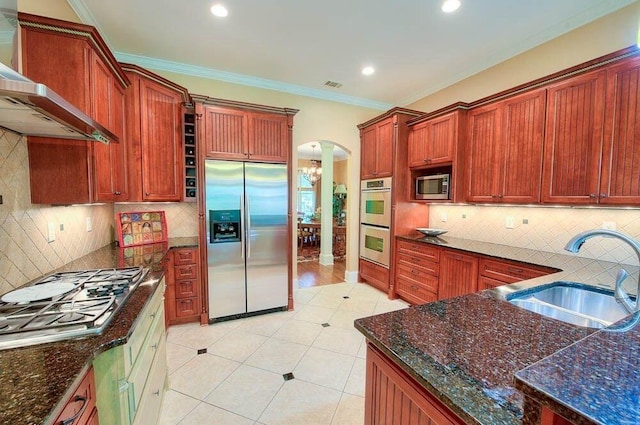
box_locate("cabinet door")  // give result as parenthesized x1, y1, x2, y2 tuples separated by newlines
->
(139, 79, 183, 201)
(438, 249, 478, 300)
(466, 103, 502, 203)
(407, 122, 429, 168)
(202, 106, 248, 159)
(375, 119, 394, 177)
(361, 125, 379, 179)
(425, 112, 457, 165)
(248, 112, 289, 162)
(500, 89, 546, 203)
(600, 56, 640, 205)
(542, 70, 606, 204)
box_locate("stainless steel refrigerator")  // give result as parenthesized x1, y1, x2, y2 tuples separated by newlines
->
(205, 160, 289, 320)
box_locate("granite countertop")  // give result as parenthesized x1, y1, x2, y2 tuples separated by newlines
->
(356, 234, 639, 425)
(0, 238, 198, 425)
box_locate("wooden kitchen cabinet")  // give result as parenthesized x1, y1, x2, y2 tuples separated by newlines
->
(20, 13, 131, 204)
(408, 111, 459, 168)
(53, 367, 99, 425)
(466, 89, 545, 203)
(541, 69, 606, 204)
(123, 64, 188, 202)
(478, 257, 558, 290)
(365, 343, 463, 425)
(359, 259, 390, 293)
(361, 117, 394, 179)
(600, 55, 640, 205)
(198, 103, 291, 163)
(438, 249, 478, 300)
(394, 240, 440, 304)
(165, 247, 201, 326)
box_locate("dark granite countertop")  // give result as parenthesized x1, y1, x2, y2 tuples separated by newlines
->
(355, 292, 595, 425)
(0, 238, 197, 425)
(359, 234, 640, 424)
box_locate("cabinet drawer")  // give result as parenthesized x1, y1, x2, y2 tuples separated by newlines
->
(360, 259, 389, 292)
(176, 279, 197, 298)
(128, 304, 165, 422)
(396, 263, 439, 293)
(396, 276, 438, 305)
(396, 240, 440, 262)
(479, 258, 554, 284)
(174, 264, 197, 280)
(175, 297, 199, 317)
(132, 333, 167, 425)
(53, 368, 97, 425)
(125, 283, 164, 375)
(174, 248, 197, 265)
(396, 253, 439, 276)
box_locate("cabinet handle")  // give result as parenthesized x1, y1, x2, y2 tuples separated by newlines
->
(152, 343, 158, 350)
(153, 390, 160, 396)
(145, 192, 150, 196)
(600, 193, 607, 198)
(59, 395, 88, 425)
(453, 255, 463, 260)
(508, 267, 523, 274)
(150, 312, 156, 319)
(114, 191, 121, 195)
(497, 194, 503, 198)
(411, 270, 419, 275)
(410, 285, 418, 290)
(589, 193, 597, 199)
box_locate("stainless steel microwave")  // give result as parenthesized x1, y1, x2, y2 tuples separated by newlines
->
(416, 174, 450, 200)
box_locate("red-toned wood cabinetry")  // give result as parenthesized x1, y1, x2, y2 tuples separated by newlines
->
(19, 13, 130, 204)
(53, 367, 99, 425)
(467, 89, 545, 203)
(600, 55, 640, 205)
(165, 247, 201, 326)
(365, 343, 463, 425)
(541, 69, 606, 204)
(395, 240, 440, 304)
(478, 257, 558, 290)
(198, 103, 291, 163)
(438, 249, 478, 300)
(408, 111, 461, 168)
(123, 65, 188, 202)
(360, 117, 394, 179)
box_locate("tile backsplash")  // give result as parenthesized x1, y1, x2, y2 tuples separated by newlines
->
(429, 205, 640, 266)
(0, 130, 198, 296)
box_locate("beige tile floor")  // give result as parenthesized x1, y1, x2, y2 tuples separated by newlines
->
(160, 282, 409, 425)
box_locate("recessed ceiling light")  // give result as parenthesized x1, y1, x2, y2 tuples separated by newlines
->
(442, 0, 461, 13)
(210, 4, 228, 17)
(362, 66, 375, 76)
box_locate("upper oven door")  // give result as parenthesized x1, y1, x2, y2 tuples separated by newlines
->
(360, 178, 392, 227)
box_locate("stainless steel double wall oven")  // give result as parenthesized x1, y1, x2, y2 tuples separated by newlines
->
(359, 177, 392, 268)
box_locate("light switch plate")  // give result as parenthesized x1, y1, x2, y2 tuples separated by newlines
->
(505, 216, 515, 229)
(47, 222, 56, 242)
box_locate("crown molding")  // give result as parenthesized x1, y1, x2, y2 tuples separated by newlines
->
(114, 52, 391, 110)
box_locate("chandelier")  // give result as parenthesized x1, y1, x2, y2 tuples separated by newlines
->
(300, 144, 322, 186)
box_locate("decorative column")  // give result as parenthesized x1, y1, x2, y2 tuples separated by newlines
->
(319, 142, 334, 265)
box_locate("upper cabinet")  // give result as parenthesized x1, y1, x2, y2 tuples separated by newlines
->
(600, 55, 640, 205)
(466, 89, 546, 203)
(19, 13, 130, 204)
(195, 97, 297, 163)
(122, 65, 190, 202)
(541, 69, 607, 204)
(408, 110, 461, 168)
(361, 117, 394, 179)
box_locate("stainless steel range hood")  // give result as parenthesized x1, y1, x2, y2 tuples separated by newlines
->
(0, 3, 114, 143)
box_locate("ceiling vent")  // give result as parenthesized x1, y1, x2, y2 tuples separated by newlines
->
(324, 80, 343, 88)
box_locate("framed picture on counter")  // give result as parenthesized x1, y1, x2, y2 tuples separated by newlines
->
(116, 211, 168, 247)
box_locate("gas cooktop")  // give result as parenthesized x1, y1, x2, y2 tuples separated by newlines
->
(0, 267, 148, 350)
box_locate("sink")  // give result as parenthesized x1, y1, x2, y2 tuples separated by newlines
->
(506, 282, 632, 329)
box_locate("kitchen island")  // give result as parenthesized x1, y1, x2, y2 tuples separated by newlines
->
(0, 237, 197, 425)
(355, 235, 640, 425)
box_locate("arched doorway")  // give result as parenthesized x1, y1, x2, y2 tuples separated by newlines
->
(295, 141, 351, 287)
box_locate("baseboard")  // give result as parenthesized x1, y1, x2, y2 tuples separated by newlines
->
(345, 269, 359, 283)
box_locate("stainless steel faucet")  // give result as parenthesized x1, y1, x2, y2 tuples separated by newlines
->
(565, 229, 640, 313)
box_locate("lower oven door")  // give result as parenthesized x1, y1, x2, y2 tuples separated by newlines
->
(359, 224, 390, 268)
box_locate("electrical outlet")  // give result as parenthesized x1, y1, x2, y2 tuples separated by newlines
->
(440, 212, 447, 222)
(522, 218, 529, 224)
(47, 222, 56, 242)
(59, 224, 64, 231)
(602, 221, 616, 230)
(505, 216, 515, 229)
(86, 217, 92, 232)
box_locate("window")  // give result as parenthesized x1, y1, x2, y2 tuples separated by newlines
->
(297, 171, 316, 218)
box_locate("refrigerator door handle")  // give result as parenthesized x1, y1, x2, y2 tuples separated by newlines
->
(246, 195, 251, 259)
(240, 195, 245, 259)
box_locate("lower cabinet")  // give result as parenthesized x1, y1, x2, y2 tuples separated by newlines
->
(360, 259, 390, 293)
(54, 367, 99, 425)
(365, 343, 463, 425)
(393, 238, 558, 304)
(93, 280, 167, 425)
(165, 247, 201, 326)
